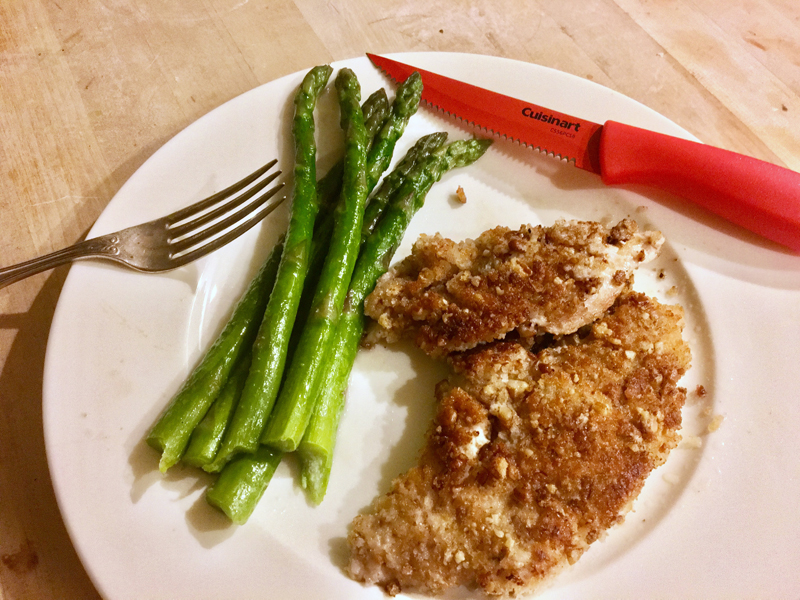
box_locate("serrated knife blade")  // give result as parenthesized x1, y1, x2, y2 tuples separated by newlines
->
(369, 53, 604, 174)
(367, 53, 800, 253)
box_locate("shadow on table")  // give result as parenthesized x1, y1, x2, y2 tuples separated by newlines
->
(0, 269, 102, 600)
(0, 126, 175, 598)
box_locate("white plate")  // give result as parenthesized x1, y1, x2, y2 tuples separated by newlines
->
(43, 53, 800, 600)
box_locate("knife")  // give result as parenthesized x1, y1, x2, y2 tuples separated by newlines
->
(367, 53, 800, 253)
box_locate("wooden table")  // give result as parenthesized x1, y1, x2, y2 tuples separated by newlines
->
(1, 1, 798, 597)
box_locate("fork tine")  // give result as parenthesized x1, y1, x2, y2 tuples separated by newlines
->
(169, 168, 282, 238)
(168, 182, 285, 257)
(165, 159, 279, 224)
(167, 193, 288, 268)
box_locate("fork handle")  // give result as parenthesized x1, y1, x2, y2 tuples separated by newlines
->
(0, 236, 116, 289)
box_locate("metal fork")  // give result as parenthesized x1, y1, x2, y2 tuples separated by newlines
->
(0, 160, 285, 289)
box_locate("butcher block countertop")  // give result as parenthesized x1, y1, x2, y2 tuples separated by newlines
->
(1, 1, 798, 598)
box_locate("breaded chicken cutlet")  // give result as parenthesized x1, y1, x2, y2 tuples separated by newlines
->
(348, 291, 691, 597)
(364, 219, 663, 357)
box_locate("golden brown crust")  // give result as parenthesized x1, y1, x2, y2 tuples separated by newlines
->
(363, 219, 664, 358)
(348, 292, 691, 597)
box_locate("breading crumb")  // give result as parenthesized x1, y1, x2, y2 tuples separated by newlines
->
(663, 472, 680, 485)
(681, 435, 702, 449)
(707, 414, 724, 433)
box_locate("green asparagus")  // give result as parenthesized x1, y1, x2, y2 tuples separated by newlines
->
(145, 237, 283, 472)
(365, 71, 423, 190)
(362, 88, 390, 150)
(207, 65, 332, 469)
(261, 68, 369, 453)
(206, 445, 283, 524)
(296, 313, 361, 503)
(181, 355, 250, 468)
(361, 131, 447, 241)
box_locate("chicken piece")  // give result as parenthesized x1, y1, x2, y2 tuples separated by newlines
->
(348, 291, 691, 597)
(364, 219, 663, 357)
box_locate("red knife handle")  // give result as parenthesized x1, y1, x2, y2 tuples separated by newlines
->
(598, 120, 800, 252)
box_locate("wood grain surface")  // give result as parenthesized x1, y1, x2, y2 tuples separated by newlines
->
(1, 1, 798, 598)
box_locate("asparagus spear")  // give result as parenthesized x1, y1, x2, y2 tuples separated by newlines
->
(362, 88, 390, 150)
(207, 65, 332, 467)
(296, 313, 361, 503)
(298, 138, 494, 502)
(286, 88, 391, 358)
(365, 71, 423, 190)
(145, 237, 283, 472)
(361, 132, 448, 241)
(261, 67, 369, 453)
(181, 355, 250, 468)
(206, 445, 283, 524)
